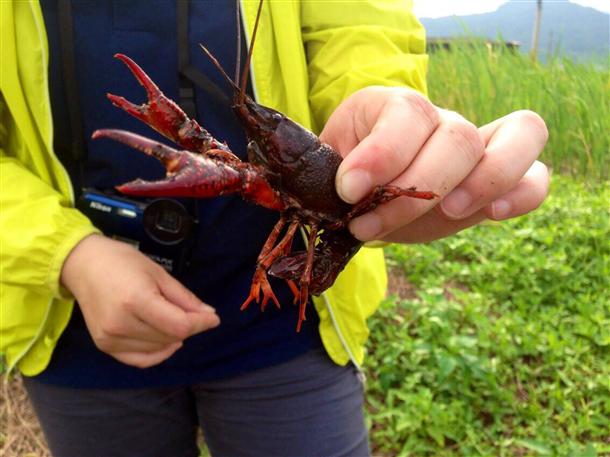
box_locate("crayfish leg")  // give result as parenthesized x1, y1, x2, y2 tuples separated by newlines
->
(286, 280, 300, 305)
(241, 217, 286, 312)
(241, 218, 299, 312)
(240, 268, 280, 312)
(347, 185, 438, 221)
(295, 225, 319, 332)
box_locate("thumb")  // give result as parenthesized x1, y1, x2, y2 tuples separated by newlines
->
(184, 310, 220, 336)
(155, 271, 221, 335)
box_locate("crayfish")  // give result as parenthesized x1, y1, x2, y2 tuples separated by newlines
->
(92, 1, 437, 331)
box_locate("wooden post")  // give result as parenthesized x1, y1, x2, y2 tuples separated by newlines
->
(530, 0, 543, 61)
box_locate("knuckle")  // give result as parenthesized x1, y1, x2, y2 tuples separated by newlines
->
(150, 261, 167, 277)
(133, 359, 157, 369)
(94, 335, 113, 352)
(394, 89, 440, 131)
(353, 85, 385, 100)
(120, 290, 140, 311)
(366, 141, 403, 174)
(101, 318, 127, 338)
(167, 318, 192, 340)
(487, 161, 514, 193)
(442, 118, 485, 164)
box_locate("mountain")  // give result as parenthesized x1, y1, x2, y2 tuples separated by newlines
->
(420, 1, 609, 61)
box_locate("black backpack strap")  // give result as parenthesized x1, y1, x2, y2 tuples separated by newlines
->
(176, 0, 231, 116)
(56, 1, 231, 162)
(57, 0, 85, 162)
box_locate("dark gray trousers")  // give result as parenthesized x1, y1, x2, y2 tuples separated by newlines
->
(23, 348, 370, 457)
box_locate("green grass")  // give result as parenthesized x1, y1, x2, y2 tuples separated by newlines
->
(365, 176, 610, 456)
(427, 42, 610, 179)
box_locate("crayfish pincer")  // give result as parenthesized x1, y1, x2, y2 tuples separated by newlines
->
(92, 1, 437, 331)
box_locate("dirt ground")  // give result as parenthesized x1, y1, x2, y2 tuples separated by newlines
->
(1, 375, 50, 457)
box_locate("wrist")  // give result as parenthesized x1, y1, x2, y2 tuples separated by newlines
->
(60, 233, 112, 295)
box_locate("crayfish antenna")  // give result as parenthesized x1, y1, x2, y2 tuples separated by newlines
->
(238, 0, 264, 104)
(199, 0, 263, 104)
(199, 44, 241, 93)
(234, 0, 242, 86)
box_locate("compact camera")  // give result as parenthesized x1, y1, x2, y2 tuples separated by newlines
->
(77, 189, 197, 275)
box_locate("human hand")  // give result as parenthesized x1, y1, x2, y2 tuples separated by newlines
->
(60, 234, 220, 368)
(323, 86, 549, 242)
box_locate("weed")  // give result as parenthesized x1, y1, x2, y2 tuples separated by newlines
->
(366, 176, 610, 456)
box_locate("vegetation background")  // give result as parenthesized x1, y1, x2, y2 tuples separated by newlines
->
(2, 8, 609, 457)
(364, 43, 610, 456)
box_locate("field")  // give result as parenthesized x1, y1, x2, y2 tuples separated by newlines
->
(364, 46, 610, 456)
(2, 45, 609, 456)
(366, 176, 609, 456)
(425, 42, 609, 179)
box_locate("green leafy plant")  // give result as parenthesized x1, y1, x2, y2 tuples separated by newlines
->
(365, 176, 610, 456)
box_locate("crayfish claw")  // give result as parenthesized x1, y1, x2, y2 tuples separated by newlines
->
(114, 53, 163, 101)
(107, 93, 146, 120)
(110, 54, 231, 156)
(93, 129, 244, 198)
(92, 129, 182, 166)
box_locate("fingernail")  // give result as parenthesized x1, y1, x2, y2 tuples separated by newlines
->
(441, 188, 472, 219)
(491, 199, 511, 220)
(338, 169, 372, 203)
(349, 213, 382, 241)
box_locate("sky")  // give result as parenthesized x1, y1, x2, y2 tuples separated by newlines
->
(413, 0, 610, 18)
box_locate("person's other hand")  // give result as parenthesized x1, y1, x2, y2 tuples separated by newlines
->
(60, 234, 220, 368)
(324, 86, 550, 242)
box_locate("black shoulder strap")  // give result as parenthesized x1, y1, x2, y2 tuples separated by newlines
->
(177, 1, 231, 113)
(56, 0, 231, 162)
(57, 0, 85, 162)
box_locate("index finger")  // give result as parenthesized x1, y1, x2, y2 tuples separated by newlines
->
(334, 88, 440, 204)
(133, 293, 220, 341)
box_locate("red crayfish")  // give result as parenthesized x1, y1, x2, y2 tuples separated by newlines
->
(92, 1, 437, 331)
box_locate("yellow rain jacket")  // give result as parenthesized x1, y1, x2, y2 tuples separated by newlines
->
(0, 0, 427, 375)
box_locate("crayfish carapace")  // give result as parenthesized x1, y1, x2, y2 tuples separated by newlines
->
(92, 0, 437, 331)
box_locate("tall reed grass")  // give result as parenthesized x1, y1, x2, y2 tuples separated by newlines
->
(426, 42, 609, 179)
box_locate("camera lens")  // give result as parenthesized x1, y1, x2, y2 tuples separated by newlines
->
(143, 199, 192, 245)
(154, 209, 181, 234)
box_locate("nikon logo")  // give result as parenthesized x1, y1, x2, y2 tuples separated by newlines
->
(90, 201, 112, 213)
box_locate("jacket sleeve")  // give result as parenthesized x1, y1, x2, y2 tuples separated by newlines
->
(300, 0, 428, 131)
(0, 95, 99, 301)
